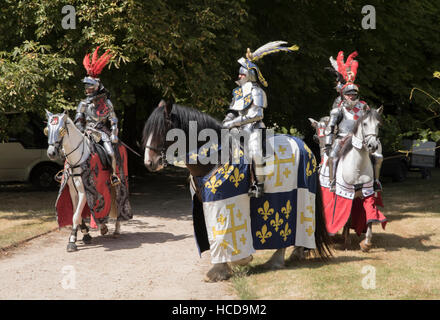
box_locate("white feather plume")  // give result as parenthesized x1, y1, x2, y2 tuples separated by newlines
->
(251, 41, 288, 58)
(329, 56, 339, 72)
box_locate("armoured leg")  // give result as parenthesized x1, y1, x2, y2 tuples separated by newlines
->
(372, 151, 383, 192)
(328, 140, 342, 192)
(248, 130, 265, 198)
(103, 141, 121, 186)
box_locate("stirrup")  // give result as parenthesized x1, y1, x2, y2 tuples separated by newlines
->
(373, 180, 382, 192)
(54, 170, 64, 184)
(329, 180, 336, 193)
(111, 174, 121, 186)
(248, 182, 264, 198)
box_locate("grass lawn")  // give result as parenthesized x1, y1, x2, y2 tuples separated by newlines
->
(0, 186, 58, 250)
(230, 169, 440, 300)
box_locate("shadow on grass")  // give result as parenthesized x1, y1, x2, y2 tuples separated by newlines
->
(243, 252, 374, 277)
(330, 232, 440, 252)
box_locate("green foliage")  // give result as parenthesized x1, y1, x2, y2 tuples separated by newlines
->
(0, 1, 439, 151)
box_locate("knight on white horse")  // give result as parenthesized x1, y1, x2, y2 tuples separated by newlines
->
(74, 47, 121, 186)
(324, 51, 383, 193)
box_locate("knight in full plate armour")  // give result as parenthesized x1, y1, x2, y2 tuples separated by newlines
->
(74, 47, 121, 186)
(325, 51, 383, 192)
(222, 41, 298, 198)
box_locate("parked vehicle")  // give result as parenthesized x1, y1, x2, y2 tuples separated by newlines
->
(0, 113, 63, 189)
(381, 139, 436, 182)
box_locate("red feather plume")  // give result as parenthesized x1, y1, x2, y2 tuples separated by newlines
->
(335, 50, 359, 83)
(82, 47, 112, 78)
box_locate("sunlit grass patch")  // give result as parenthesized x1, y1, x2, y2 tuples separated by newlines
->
(0, 191, 58, 249)
(231, 169, 440, 300)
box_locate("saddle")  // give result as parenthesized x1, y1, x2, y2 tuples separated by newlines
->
(90, 142, 111, 170)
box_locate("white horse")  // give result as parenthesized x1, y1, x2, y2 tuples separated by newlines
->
(310, 107, 385, 251)
(45, 110, 120, 252)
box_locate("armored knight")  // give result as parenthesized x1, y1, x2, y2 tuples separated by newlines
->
(325, 51, 383, 192)
(327, 55, 347, 110)
(222, 41, 298, 197)
(74, 47, 121, 186)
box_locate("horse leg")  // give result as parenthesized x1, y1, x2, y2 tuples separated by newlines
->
(204, 263, 233, 282)
(343, 221, 351, 250)
(80, 219, 92, 244)
(261, 248, 286, 269)
(66, 178, 79, 252)
(288, 246, 308, 262)
(67, 177, 87, 252)
(99, 223, 109, 235)
(360, 223, 373, 252)
(113, 220, 121, 236)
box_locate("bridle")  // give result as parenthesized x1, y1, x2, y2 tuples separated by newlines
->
(47, 120, 87, 169)
(144, 112, 173, 168)
(354, 113, 379, 152)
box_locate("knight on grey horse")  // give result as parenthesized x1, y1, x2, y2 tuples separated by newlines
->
(324, 51, 383, 193)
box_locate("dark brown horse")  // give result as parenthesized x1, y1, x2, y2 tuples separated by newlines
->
(142, 100, 332, 282)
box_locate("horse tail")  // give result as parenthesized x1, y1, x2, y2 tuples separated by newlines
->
(313, 178, 333, 260)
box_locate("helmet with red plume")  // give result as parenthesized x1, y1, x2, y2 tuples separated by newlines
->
(82, 47, 112, 96)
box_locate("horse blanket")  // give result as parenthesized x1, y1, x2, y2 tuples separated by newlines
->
(192, 135, 319, 263)
(55, 143, 132, 228)
(320, 156, 386, 236)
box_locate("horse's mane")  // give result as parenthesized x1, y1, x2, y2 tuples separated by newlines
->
(339, 108, 382, 158)
(142, 103, 223, 149)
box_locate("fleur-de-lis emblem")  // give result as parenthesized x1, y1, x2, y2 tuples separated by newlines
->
(270, 212, 284, 232)
(279, 223, 292, 242)
(200, 147, 209, 156)
(306, 157, 317, 177)
(205, 175, 222, 194)
(218, 163, 234, 179)
(256, 224, 272, 244)
(257, 201, 274, 221)
(229, 167, 245, 188)
(281, 200, 292, 220)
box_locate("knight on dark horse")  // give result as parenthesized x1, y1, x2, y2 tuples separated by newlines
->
(222, 41, 299, 198)
(74, 47, 121, 186)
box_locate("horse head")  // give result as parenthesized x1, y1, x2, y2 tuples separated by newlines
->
(352, 106, 383, 154)
(309, 116, 330, 149)
(45, 110, 68, 160)
(142, 99, 175, 172)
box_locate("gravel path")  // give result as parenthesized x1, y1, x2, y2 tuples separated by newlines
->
(0, 170, 235, 300)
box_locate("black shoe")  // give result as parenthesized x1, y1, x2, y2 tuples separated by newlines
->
(248, 183, 264, 198)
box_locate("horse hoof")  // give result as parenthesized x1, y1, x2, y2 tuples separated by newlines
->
(100, 225, 109, 236)
(67, 243, 78, 252)
(360, 240, 372, 252)
(82, 234, 92, 244)
(231, 255, 253, 266)
(204, 264, 232, 282)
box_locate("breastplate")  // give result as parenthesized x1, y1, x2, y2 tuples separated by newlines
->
(337, 104, 364, 136)
(85, 95, 110, 123)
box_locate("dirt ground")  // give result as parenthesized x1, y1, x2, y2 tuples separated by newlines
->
(0, 168, 236, 300)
